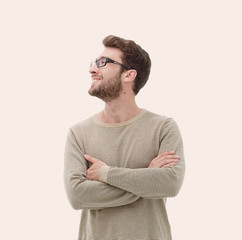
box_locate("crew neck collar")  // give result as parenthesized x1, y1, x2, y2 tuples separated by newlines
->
(92, 109, 146, 128)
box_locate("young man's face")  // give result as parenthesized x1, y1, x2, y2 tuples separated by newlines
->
(88, 47, 125, 102)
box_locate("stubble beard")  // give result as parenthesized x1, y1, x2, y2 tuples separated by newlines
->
(88, 72, 123, 102)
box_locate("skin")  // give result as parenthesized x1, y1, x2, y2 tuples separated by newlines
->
(85, 47, 179, 181)
(88, 64, 123, 102)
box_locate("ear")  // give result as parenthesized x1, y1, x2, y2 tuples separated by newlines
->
(123, 70, 137, 83)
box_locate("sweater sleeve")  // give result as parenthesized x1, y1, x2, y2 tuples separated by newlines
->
(64, 129, 140, 210)
(104, 118, 185, 199)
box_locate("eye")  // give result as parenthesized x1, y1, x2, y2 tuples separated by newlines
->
(98, 58, 107, 67)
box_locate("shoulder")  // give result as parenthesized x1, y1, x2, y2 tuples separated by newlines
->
(142, 109, 173, 124)
(69, 116, 94, 135)
(142, 109, 181, 132)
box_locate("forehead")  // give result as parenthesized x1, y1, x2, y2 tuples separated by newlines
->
(98, 47, 123, 61)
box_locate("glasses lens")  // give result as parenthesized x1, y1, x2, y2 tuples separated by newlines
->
(97, 57, 107, 68)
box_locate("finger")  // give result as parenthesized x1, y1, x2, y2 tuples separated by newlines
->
(163, 155, 180, 159)
(153, 151, 176, 161)
(84, 154, 96, 163)
(152, 155, 179, 165)
(154, 156, 179, 165)
(163, 162, 177, 167)
(86, 170, 92, 180)
(159, 155, 179, 161)
(158, 151, 175, 157)
(157, 158, 179, 168)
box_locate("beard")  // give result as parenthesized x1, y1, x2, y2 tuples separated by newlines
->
(88, 72, 123, 102)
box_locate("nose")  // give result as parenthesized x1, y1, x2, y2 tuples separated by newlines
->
(89, 61, 99, 74)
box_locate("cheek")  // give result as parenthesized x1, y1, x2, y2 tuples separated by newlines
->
(101, 66, 119, 76)
(100, 67, 122, 82)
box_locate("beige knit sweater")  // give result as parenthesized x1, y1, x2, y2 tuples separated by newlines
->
(64, 109, 185, 240)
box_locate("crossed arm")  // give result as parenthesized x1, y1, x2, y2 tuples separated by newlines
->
(64, 129, 140, 210)
(64, 119, 185, 210)
(85, 151, 179, 181)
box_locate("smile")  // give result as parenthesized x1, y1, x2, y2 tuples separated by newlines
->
(91, 79, 101, 87)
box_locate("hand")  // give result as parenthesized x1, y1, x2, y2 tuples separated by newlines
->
(84, 154, 107, 181)
(148, 151, 180, 168)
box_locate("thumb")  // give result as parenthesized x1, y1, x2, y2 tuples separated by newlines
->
(84, 154, 96, 163)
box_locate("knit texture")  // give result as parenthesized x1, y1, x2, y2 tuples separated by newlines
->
(64, 109, 185, 240)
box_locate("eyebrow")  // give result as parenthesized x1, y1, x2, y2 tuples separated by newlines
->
(97, 56, 122, 63)
(97, 56, 110, 60)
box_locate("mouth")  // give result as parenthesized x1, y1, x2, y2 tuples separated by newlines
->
(91, 75, 102, 85)
(91, 75, 102, 80)
(91, 77, 102, 87)
(92, 78, 101, 82)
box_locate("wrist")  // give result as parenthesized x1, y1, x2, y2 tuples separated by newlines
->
(99, 165, 110, 183)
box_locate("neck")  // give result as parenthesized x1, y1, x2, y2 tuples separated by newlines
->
(98, 95, 141, 124)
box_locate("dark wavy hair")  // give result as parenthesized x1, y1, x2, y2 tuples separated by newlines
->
(103, 35, 151, 95)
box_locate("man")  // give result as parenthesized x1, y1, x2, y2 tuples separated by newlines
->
(64, 35, 185, 240)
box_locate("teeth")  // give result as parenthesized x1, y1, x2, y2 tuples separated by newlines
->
(91, 79, 100, 85)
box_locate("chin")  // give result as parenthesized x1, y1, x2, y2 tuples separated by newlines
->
(88, 89, 94, 96)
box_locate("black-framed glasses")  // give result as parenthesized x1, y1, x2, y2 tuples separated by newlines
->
(90, 57, 131, 70)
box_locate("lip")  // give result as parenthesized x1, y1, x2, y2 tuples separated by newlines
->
(91, 75, 102, 81)
(91, 77, 102, 87)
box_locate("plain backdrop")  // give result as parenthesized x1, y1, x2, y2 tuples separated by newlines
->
(1, 0, 241, 239)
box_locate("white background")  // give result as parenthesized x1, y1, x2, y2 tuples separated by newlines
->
(1, 0, 241, 239)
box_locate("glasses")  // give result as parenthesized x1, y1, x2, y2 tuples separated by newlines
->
(90, 57, 131, 70)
